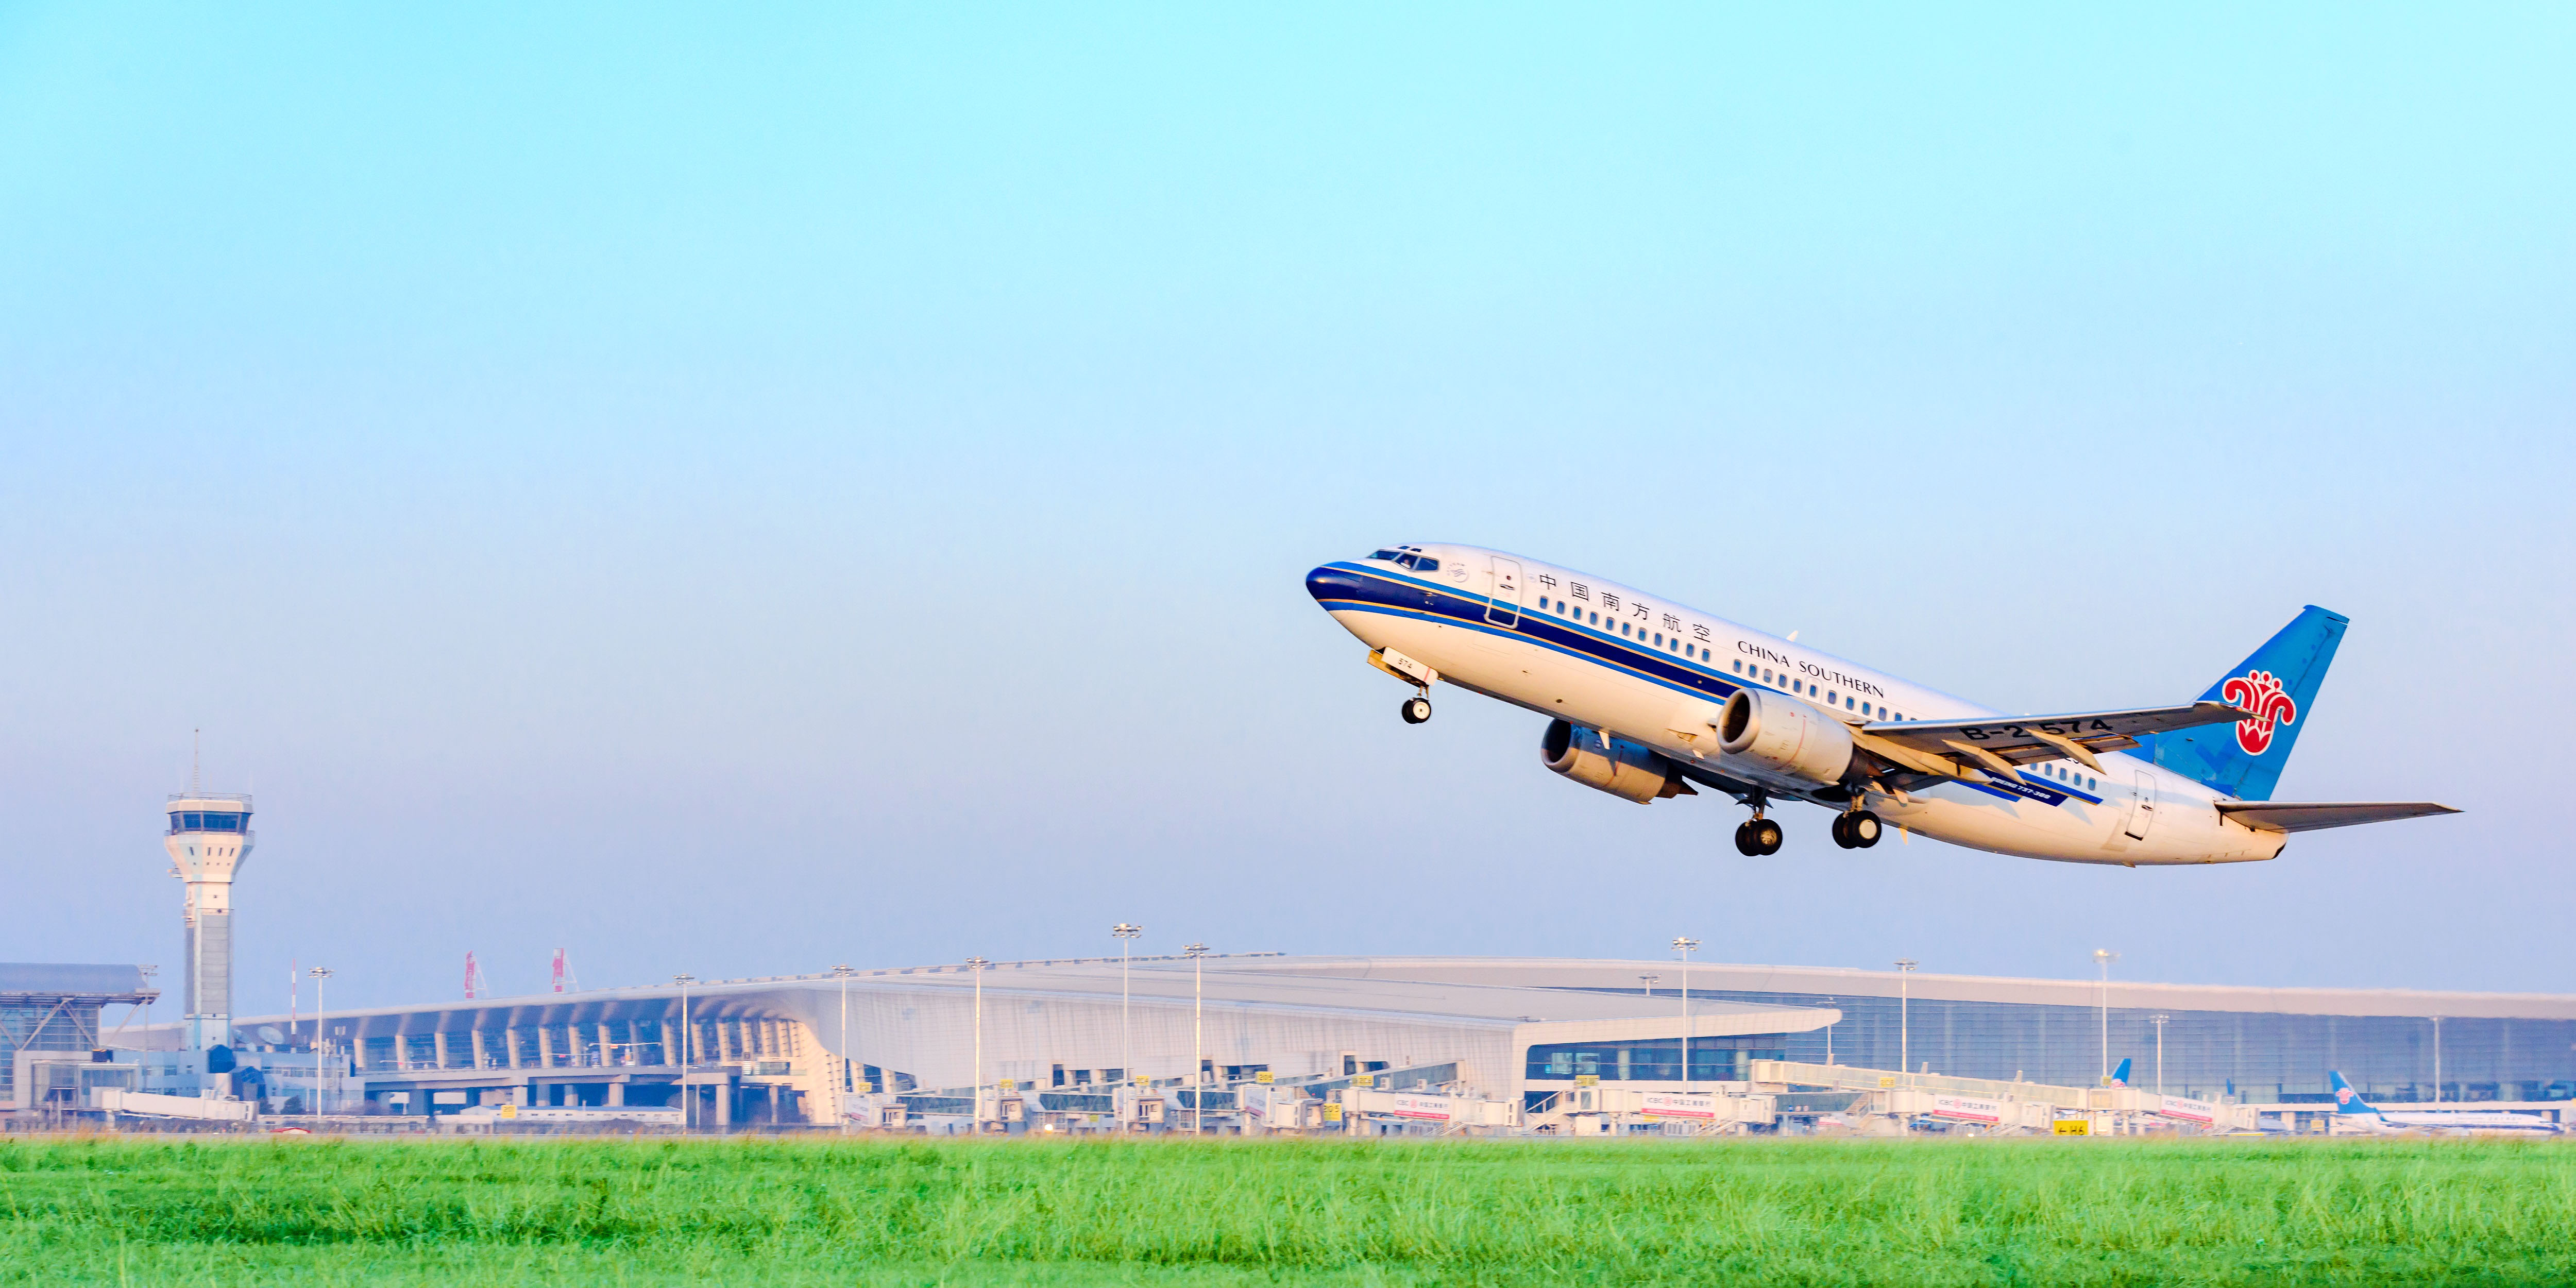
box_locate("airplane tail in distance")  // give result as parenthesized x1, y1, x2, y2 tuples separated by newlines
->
(2134, 606, 2348, 802)
(2108, 1057, 2131, 1088)
(2329, 1070, 2380, 1114)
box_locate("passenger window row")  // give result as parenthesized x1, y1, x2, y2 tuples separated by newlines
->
(2042, 763, 2100, 792)
(1538, 598, 1716, 660)
(1527, 590, 1918, 722)
(1723, 659, 1905, 721)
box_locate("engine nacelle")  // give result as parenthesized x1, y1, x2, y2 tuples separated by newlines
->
(1540, 719, 1693, 804)
(1716, 689, 1856, 785)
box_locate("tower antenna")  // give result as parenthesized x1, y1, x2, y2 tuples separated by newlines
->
(191, 729, 201, 794)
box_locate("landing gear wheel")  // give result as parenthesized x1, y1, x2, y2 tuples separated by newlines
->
(1400, 695, 1433, 724)
(1848, 811, 1883, 849)
(1752, 818, 1784, 855)
(1733, 820, 1764, 857)
(1829, 814, 1855, 849)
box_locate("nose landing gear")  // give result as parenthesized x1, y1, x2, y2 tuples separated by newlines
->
(1831, 810, 1884, 849)
(1400, 694, 1433, 724)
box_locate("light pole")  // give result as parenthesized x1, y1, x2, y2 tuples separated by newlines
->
(138, 965, 158, 1090)
(1894, 960, 1918, 1079)
(308, 966, 333, 1123)
(965, 957, 991, 1129)
(832, 964, 856, 1133)
(1182, 944, 1209, 1133)
(2429, 1015, 2444, 1104)
(1672, 937, 1699, 1093)
(672, 973, 696, 1134)
(1634, 974, 1662, 1080)
(1112, 924, 1141, 1087)
(2092, 950, 2120, 1083)
(2149, 1014, 2170, 1096)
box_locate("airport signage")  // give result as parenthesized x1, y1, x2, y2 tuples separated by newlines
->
(1637, 1092, 1719, 1120)
(2053, 1118, 2091, 1136)
(1348, 1090, 1454, 1121)
(1930, 1095, 2006, 1126)
(2157, 1096, 2218, 1126)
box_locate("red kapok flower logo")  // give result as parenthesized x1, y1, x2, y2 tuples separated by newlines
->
(2222, 669, 2297, 755)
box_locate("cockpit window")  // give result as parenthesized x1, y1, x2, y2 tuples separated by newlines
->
(1415, 557, 1440, 572)
(1369, 549, 1401, 562)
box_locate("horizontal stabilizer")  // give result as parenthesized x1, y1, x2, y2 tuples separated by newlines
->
(2215, 801, 2461, 834)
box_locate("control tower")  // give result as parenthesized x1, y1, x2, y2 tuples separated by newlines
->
(165, 791, 254, 1050)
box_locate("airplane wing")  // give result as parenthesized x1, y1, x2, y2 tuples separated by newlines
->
(1854, 701, 2254, 779)
(2213, 801, 2462, 833)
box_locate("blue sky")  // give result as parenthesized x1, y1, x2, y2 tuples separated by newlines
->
(4, 5, 2570, 1008)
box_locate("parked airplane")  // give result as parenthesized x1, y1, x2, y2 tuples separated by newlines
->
(2328, 1071, 2564, 1133)
(1306, 545, 2458, 863)
(2105, 1058, 2132, 1088)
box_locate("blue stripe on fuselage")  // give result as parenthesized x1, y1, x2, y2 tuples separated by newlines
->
(1308, 561, 1744, 706)
(1309, 560, 2105, 813)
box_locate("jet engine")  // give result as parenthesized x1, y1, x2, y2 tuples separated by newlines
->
(1716, 689, 1856, 786)
(1540, 719, 1694, 803)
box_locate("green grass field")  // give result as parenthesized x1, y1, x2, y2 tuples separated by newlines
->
(2, 1136, 2571, 1286)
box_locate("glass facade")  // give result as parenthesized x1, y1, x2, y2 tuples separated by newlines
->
(1525, 1037, 1788, 1082)
(0, 1001, 105, 1101)
(1668, 989, 2576, 1103)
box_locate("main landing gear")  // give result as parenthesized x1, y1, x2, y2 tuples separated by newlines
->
(1733, 816, 1783, 857)
(1400, 694, 1433, 724)
(1831, 810, 1885, 850)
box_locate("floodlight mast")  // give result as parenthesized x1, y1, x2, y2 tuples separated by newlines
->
(832, 964, 857, 1133)
(1183, 943, 1209, 1134)
(965, 957, 992, 1129)
(672, 974, 696, 1134)
(1894, 960, 1918, 1078)
(308, 966, 332, 1123)
(2093, 950, 2120, 1083)
(1671, 937, 1699, 1094)
(1638, 972, 1662, 1084)
(1112, 924, 1141, 1093)
(2149, 1013, 2170, 1095)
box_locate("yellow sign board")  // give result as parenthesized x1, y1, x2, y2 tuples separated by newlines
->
(1323, 1104, 1343, 1121)
(1255, 1071, 1273, 1083)
(1879, 1076, 1895, 1088)
(998, 1079, 1016, 1092)
(2054, 1118, 2091, 1136)
(1352, 1074, 1374, 1088)
(498, 1104, 517, 1120)
(1574, 1074, 1600, 1088)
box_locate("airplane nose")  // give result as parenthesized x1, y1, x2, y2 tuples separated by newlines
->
(1306, 564, 1362, 604)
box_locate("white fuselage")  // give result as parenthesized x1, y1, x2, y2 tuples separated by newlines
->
(2353, 1110, 2564, 1133)
(1309, 545, 2287, 867)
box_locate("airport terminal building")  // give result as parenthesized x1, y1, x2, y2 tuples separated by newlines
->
(82, 954, 2576, 1126)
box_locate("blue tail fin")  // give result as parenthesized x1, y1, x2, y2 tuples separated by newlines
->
(2107, 1057, 2131, 1088)
(2329, 1071, 2379, 1114)
(2133, 606, 2347, 801)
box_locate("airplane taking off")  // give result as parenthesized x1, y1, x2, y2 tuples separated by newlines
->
(2328, 1072, 2564, 1133)
(1306, 544, 2458, 865)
